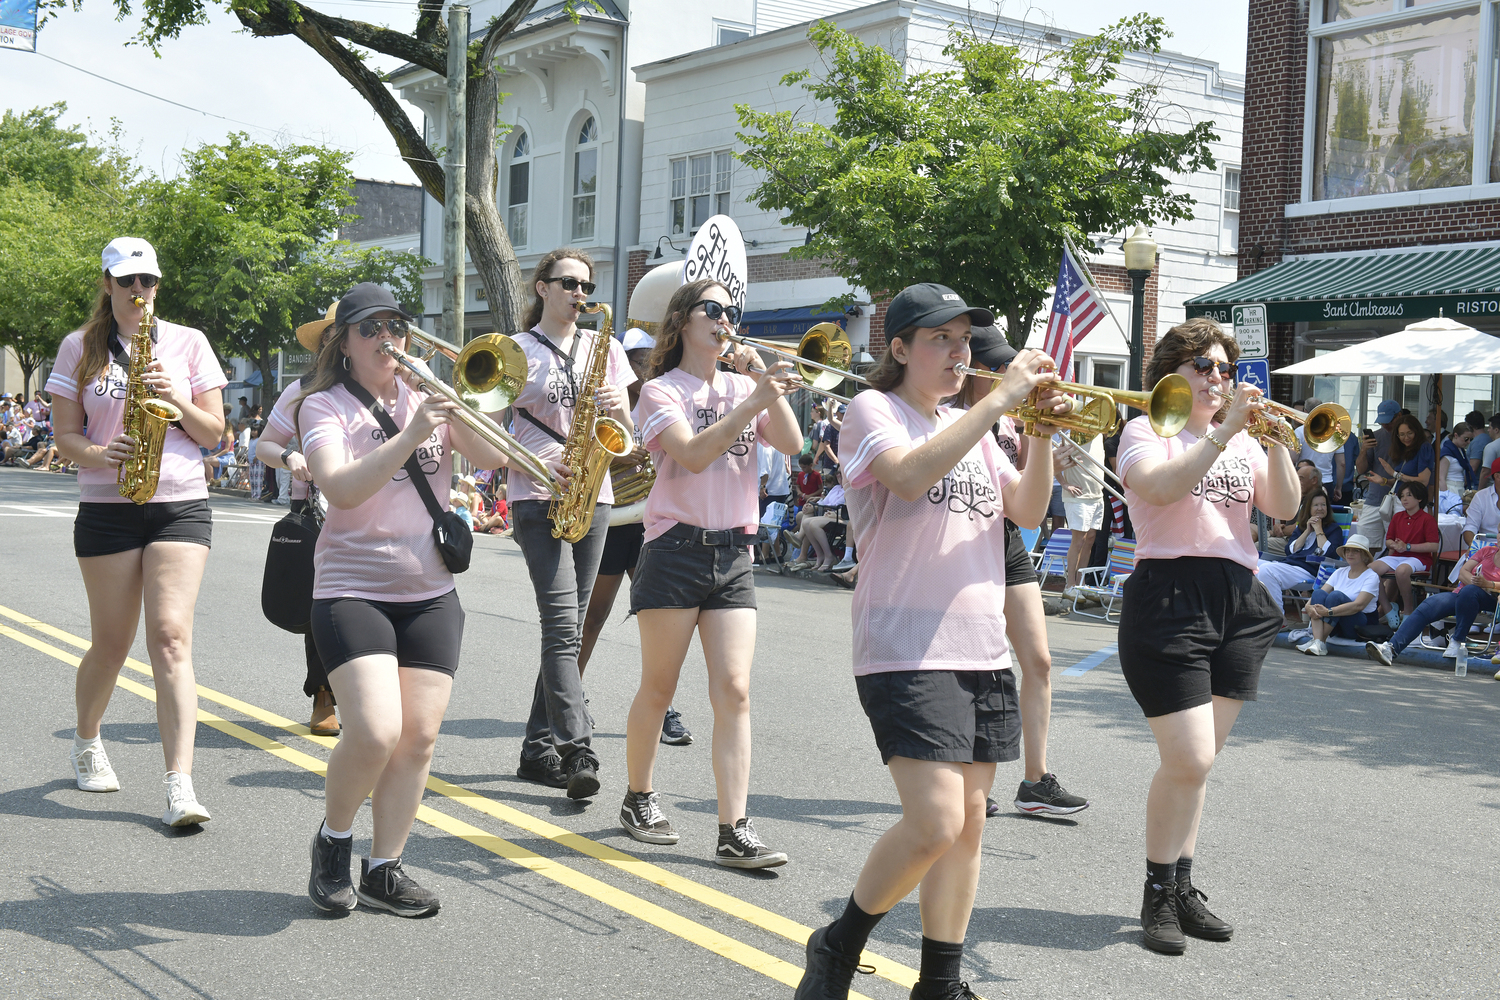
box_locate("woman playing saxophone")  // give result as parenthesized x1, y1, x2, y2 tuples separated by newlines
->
(47, 237, 228, 827)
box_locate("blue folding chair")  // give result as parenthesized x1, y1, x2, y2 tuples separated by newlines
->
(1034, 529, 1073, 590)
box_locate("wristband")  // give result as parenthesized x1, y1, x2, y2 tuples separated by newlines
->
(1203, 430, 1228, 452)
(281, 445, 297, 463)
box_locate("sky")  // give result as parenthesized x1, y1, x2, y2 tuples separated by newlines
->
(0, 0, 1249, 186)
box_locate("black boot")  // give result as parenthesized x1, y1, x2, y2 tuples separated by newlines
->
(794, 924, 873, 999)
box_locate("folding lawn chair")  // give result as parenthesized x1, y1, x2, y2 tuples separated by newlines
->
(1071, 537, 1136, 622)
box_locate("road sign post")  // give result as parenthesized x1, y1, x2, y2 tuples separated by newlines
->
(1231, 304, 1268, 360)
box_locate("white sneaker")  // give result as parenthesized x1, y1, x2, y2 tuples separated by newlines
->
(1295, 637, 1316, 652)
(1064, 586, 1081, 600)
(1365, 641, 1394, 666)
(1443, 638, 1462, 659)
(162, 772, 212, 827)
(1303, 640, 1328, 656)
(70, 741, 120, 792)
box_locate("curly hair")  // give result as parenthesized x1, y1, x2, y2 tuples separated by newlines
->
(522, 248, 596, 331)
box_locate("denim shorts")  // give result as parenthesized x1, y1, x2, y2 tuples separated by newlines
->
(854, 669, 1020, 766)
(74, 499, 213, 558)
(629, 523, 757, 613)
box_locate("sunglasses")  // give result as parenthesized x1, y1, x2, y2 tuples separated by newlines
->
(1190, 356, 1235, 378)
(357, 318, 411, 339)
(692, 300, 743, 326)
(541, 275, 597, 295)
(114, 274, 159, 289)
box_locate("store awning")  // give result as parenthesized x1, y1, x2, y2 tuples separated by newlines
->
(740, 306, 845, 342)
(1184, 244, 1500, 324)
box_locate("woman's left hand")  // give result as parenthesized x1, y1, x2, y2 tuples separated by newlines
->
(1309, 603, 1329, 619)
(595, 383, 629, 416)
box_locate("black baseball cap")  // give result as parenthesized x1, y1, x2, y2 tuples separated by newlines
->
(883, 283, 994, 339)
(968, 324, 1017, 370)
(336, 282, 412, 327)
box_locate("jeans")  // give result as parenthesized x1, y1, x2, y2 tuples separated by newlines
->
(1390, 585, 1498, 654)
(1318, 589, 1375, 640)
(510, 499, 610, 765)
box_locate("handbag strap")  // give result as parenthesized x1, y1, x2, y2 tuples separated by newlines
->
(339, 377, 447, 525)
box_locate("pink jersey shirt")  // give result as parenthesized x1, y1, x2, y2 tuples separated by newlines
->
(298, 379, 454, 601)
(46, 321, 228, 504)
(636, 368, 771, 543)
(1117, 414, 1268, 572)
(266, 378, 311, 501)
(840, 391, 1020, 676)
(506, 327, 636, 504)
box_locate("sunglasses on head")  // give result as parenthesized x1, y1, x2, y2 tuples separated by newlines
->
(114, 274, 159, 289)
(1190, 356, 1235, 378)
(357, 318, 410, 339)
(692, 300, 743, 326)
(541, 275, 597, 295)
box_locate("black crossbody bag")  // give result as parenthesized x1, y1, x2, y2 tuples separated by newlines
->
(341, 377, 473, 574)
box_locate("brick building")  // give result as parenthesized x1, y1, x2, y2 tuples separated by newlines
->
(1186, 0, 1500, 428)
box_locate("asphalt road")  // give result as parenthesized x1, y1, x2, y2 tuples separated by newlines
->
(0, 464, 1496, 999)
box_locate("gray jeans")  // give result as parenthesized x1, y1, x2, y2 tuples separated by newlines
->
(510, 499, 610, 765)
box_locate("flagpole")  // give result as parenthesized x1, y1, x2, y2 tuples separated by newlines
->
(1063, 233, 1132, 349)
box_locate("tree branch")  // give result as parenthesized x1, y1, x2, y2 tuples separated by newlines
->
(230, 0, 446, 74)
(479, 0, 540, 67)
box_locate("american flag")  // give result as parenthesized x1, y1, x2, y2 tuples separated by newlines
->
(1040, 247, 1107, 381)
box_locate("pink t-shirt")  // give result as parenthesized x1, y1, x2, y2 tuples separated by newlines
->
(1117, 414, 1268, 572)
(506, 327, 637, 504)
(266, 378, 311, 501)
(298, 379, 454, 601)
(636, 368, 771, 543)
(839, 391, 1020, 676)
(46, 322, 228, 504)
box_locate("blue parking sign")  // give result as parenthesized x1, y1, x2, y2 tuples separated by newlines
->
(1237, 360, 1269, 391)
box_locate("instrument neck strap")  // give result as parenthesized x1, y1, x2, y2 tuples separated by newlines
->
(529, 327, 584, 399)
(514, 407, 567, 445)
(339, 375, 448, 528)
(107, 317, 159, 367)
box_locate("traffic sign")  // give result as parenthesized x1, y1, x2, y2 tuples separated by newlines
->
(1231, 304, 1268, 359)
(1237, 359, 1269, 391)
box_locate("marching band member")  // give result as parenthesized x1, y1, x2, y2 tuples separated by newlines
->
(1115, 318, 1299, 954)
(299, 283, 513, 916)
(617, 278, 802, 868)
(507, 249, 635, 799)
(256, 302, 340, 736)
(49, 237, 226, 827)
(797, 284, 1063, 1000)
(959, 325, 1090, 819)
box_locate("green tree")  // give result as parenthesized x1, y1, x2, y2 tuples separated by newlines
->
(735, 18, 1218, 343)
(143, 135, 425, 403)
(46, 0, 596, 336)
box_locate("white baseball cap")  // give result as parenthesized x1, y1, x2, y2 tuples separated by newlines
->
(101, 237, 161, 278)
(621, 327, 656, 352)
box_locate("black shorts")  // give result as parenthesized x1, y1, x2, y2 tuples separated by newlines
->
(630, 523, 757, 613)
(74, 499, 213, 558)
(855, 669, 1020, 766)
(1117, 557, 1281, 718)
(311, 590, 465, 677)
(598, 521, 645, 576)
(1003, 521, 1038, 587)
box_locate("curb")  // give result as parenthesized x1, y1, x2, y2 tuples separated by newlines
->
(753, 563, 850, 589)
(1273, 630, 1499, 676)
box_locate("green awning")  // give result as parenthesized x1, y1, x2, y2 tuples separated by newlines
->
(1184, 245, 1500, 324)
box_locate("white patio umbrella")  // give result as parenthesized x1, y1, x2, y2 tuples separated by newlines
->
(1273, 317, 1500, 375)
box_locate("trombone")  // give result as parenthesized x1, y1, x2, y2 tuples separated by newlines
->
(1207, 388, 1351, 453)
(380, 335, 565, 497)
(955, 365, 1194, 440)
(720, 322, 867, 403)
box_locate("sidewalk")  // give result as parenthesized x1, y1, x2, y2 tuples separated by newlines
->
(1273, 628, 1500, 677)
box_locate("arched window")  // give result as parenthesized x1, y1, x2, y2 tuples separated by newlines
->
(507, 130, 531, 249)
(572, 116, 599, 242)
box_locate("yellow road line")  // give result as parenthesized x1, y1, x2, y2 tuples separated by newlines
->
(0, 601, 916, 989)
(0, 621, 875, 999)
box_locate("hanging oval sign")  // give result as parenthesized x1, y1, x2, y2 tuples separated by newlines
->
(683, 214, 748, 313)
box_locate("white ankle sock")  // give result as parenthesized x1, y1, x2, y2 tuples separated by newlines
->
(321, 820, 353, 840)
(367, 857, 396, 871)
(74, 732, 102, 750)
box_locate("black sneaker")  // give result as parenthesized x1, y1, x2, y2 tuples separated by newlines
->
(1176, 881, 1233, 941)
(1141, 881, 1187, 954)
(1014, 773, 1090, 816)
(660, 707, 693, 746)
(565, 753, 600, 800)
(909, 981, 980, 999)
(307, 823, 356, 913)
(516, 750, 568, 788)
(620, 789, 679, 844)
(357, 858, 440, 918)
(716, 817, 788, 869)
(793, 924, 874, 999)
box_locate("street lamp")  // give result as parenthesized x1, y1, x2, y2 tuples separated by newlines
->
(1122, 224, 1157, 392)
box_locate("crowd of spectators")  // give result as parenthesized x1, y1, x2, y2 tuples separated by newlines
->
(0, 391, 72, 473)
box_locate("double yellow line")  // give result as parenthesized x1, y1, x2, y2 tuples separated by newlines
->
(0, 603, 918, 997)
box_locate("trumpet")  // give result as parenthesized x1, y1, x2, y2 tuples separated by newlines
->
(379, 339, 565, 497)
(1207, 388, 1351, 453)
(955, 365, 1194, 440)
(720, 322, 866, 403)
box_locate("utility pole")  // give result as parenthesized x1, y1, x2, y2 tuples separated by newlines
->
(442, 4, 469, 346)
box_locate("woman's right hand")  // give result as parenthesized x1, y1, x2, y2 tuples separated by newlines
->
(285, 451, 313, 482)
(103, 433, 135, 468)
(987, 349, 1058, 416)
(748, 359, 797, 410)
(408, 393, 460, 440)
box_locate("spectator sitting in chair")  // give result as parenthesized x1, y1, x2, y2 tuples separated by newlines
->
(1366, 542, 1500, 665)
(1370, 481, 1439, 628)
(787, 472, 847, 572)
(1462, 459, 1500, 550)
(1379, 414, 1435, 497)
(793, 453, 822, 504)
(1296, 534, 1380, 656)
(1258, 488, 1342, 614)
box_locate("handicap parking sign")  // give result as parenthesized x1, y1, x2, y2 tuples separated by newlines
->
(1237, 359, 1269, 391)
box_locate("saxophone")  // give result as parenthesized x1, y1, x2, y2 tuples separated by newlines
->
(117, 296, 185, 504)
(549, 302, 632, 541)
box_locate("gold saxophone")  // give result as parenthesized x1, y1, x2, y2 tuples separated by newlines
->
(549, 303, 632, 541)
(117, 296, 185, 504)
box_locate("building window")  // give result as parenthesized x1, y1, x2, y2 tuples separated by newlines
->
(507, 130, 530, 249)
(1220, 167, 1240, 254)
(573, 117, 599, 242)
(715, 21, 751, 46)
(1310, 6, 1480, 201)
(1091, 361, 1123, 390)
(670, 150, 733, 235)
